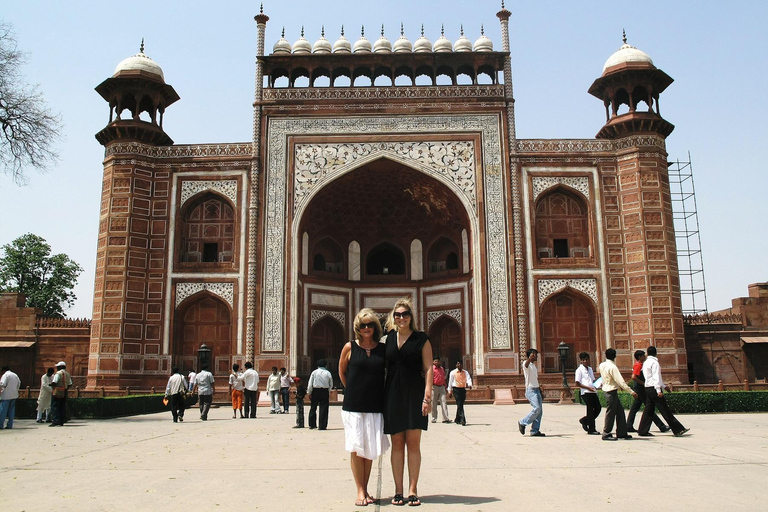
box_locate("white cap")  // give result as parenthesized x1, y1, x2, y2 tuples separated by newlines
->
(56, 361, 66, 367)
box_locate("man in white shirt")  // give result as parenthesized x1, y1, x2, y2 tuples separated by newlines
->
(241, 362, 259, 418)
(266, 367, 281, 414)
(574, 352, 601, 435)
(187, 370, 197, 392)
(0, 366, 21, 429)
(194, 366, 215, 421)
(447, 361, 473, 426)
(598, 348, 638, 440)
(50, 361, 73, 427)
(165, 367, 188, 423)
(307, 359, 333, 430)
(518, 349, 545, 437)
(279, 367, 292, 414)
(637, 346, 689, 437)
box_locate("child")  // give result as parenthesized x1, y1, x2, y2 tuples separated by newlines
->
(293, 378, 306, 428)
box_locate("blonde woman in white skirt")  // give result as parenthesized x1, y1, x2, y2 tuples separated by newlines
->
(339, 308, 390, 507)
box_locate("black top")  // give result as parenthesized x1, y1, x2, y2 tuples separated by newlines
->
(342, 340, 387, 413)
(383, 330, 429, 434)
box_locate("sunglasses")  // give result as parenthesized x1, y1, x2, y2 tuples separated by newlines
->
(393, 311, 411, 319)
(359, 322, 376, 330)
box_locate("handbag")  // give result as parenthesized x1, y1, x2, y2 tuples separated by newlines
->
(52, 386, 66, 399)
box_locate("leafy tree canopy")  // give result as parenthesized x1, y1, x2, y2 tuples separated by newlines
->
(0, 233, 83, 317)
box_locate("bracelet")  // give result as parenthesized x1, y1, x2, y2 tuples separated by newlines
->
(423, 398, 432, 404)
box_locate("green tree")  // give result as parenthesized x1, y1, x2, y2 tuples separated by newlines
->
(1, 22, 62, 185)
(0, 233, 83, 317)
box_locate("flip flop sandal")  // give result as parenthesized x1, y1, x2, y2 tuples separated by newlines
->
(408, 495, 421, 506)
(391, 494, 406, 506)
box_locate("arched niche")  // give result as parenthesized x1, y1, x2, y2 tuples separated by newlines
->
(311, 236, 345, 276)
(429, 315, 463, 370)
(366, 242, 406, 276)
(308, 315, 345, 387)
(174, 293, 232, 376)
(427, 235, 461, 274)
(534, 187, 591, 260)
(178, 192, 236, 266)
(539, 290, 597, 373)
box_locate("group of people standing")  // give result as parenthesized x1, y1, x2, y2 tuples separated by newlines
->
(518, 345, 689, 440)
(1, 361, 73, 429)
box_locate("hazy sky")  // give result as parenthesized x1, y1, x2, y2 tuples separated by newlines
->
(1, 0, 765, 319)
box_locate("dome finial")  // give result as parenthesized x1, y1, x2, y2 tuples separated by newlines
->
(341, 25, 345, 36)
(361, 25, 365, 37)
(400, 23, 404, 36)
(140, 38, 145, 54)
(281, 27, 285, 38)
(501, 0, 505, 8)
(301, 26, 305, 37)
(421, 24, 425, 36)
(260, 3, 263, 14)
(441, 24, 445, 36)
(461, 24, 464, 36)
(321, 26, 325, 37)
(622, 29, 627, 44)
(381, 24, 385, 36)
(481, 24, 485, 36)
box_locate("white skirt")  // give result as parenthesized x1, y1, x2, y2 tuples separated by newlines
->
(341, 410, 390, 460)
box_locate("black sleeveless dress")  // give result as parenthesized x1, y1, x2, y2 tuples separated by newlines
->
(342, 340, 386, 413)
(383, 330, 429, 434)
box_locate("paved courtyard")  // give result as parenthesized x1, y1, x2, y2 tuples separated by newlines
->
(2, 403, 767, 511)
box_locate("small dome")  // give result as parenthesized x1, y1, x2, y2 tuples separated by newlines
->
(114, 40, 165, 81)
(313, 27, 332, 54)
(433, 25, 452, 52)
(474, 25, 493, 52)
(333, 26, 352, 53)
(292, 27, 312, 54)
(413, 25, 432, 53)
(273, 28, 292, 54)
(454, 25, 472, 52)
(393, 23, 413, 53)
(353, 26, 372, 53)
(373, 25, 392, 53)
(602, 32, 654, 73)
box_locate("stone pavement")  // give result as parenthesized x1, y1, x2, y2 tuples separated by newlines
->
(2, 403, 767, 512)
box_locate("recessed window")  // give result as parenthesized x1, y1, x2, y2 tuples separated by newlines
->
(203, 243, 219, 262)
(313, 254, 326, 271)
(553, 239, 569, 258)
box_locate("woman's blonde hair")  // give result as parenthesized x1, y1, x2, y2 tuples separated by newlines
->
(353, 308, 383, 341)
(386, 296, 418, 332)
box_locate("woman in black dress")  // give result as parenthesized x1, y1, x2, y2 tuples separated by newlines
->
(383, 297, 433, 507)
(339, 308, 390, 507)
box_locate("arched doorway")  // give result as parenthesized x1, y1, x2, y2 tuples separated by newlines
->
(309, 316, 346, 388)
(175, 294, 232, 376)
(535, 188, 590, 259)
(429, 316, 463, 370)
(539, 290, 597, 373)
(178, 193, 236, 265)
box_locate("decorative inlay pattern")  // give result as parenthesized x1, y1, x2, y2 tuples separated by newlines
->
(537, 279, 598, 306)
(294, 141, 476, 211)
(531, 176, 590, 202)
(264, 114, 511, 352)
(427, 309, 462, 329)
(175, 282, 234, 308)
(517, 135, 665, 153)
(263, 85, 505, 101)
(310, 310, 346, 328)
(106, 142, 252, 158)
(180, 180, 238, 208)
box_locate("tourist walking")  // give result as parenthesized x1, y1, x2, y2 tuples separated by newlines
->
(242, 362, 259, 418)
(195, 366, 215, 421)
(339, 308, 390, 507)
(637, 346, 690, 437)
(431, 357, 451, 423)
(0, 365, 21, 429)
(626, 350, 669, 433)
(383, 297, 433, 507)
(518, 349, 545, 437)
(267, 367, 281, 414)
(447, 361, 472, 426)
(294, 378, 306, 428)
(599, 348, 638, 440)
(229, 364, 245, 419)
(279, 367, 292, 413)
(165, 367, 188, 423)
(36, 367, 55, 423)
(187, 369, 197, 392)
(307, 359, 333, 430)
(574, 352, 601, 435)
(49, 361, 73, 427)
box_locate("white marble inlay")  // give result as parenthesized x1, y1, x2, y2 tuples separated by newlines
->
(426, 292, 462, 308)
(310, 293, 346, 308)
(175, 282, 234, 308)
(180, 179, 238, 208)
(537, 278, 598, 306)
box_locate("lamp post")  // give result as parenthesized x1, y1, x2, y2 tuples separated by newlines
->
(197, 343, 212, 372)
(557, 341, 572, 404)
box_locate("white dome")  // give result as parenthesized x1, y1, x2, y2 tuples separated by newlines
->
(273, 28, 292, 54)
(602, 34, 654, 73)
(353, 27, 372, 53)
(413, 25, 432, 53)
(333, 26, 352, 53)
(313, 27, 332, 54)
(393, 24, 412, 53)
(114, 41, 164, 81)
(292, 27, 312, 54)
(454, 26, 472, 52)
(473, 25, 493, 52)
(433, 25, 452, 52)
(373, 25, 392, 53)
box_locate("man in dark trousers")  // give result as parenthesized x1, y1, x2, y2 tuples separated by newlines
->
(307, 359, 333, 430)
(626, 350, 669, 433)
(637, 346, 690, 437)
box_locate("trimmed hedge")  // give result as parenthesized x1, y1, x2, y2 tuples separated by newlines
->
(573, 389, 768, 413)
(13, 394, 198, 419)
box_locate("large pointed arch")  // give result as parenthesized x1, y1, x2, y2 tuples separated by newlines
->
(173, 292, 233, 376)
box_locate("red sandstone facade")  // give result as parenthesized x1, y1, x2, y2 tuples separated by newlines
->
(73, 7, 693, 388)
